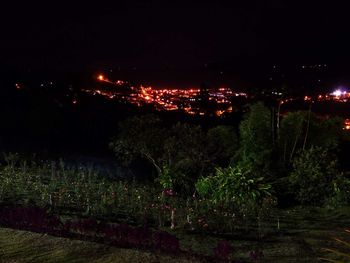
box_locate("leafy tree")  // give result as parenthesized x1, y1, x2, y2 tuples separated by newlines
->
(109, 114, 166, 173)
(110, 115, 206, 193)
(239, 102, 273, 167)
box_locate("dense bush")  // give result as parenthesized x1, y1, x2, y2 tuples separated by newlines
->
(195, 165, 273, 215)
(289, 146, 350, 206)
(195, 164, 276, 238)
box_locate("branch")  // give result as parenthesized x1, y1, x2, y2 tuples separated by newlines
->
(142, 151, 162, 175)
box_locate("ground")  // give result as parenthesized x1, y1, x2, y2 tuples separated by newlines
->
(177, 207, 350, 262)
(0, 228, 198, 263)
(0, 207, 349, 262)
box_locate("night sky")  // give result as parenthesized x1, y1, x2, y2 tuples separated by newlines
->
(1, 1, 350, 85)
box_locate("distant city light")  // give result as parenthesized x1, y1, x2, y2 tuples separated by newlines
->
(332, 89, 347, 97)
(86, 74, 248, 116)
(344, 119, 350, 130)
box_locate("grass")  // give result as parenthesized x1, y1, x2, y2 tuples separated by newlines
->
(0, 228, 199, 263)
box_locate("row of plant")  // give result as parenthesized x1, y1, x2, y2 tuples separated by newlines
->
(0, 154, 272, 236)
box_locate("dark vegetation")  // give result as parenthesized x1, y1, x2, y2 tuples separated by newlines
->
(1, 76, 350, 261)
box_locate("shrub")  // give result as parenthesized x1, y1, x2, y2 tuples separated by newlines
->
(289, 146, 349, 206)
(195, 165, 273, 215)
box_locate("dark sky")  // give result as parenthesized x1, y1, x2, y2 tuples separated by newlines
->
(1, 1, 350, 73)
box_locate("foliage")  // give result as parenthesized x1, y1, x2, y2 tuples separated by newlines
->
(327, 177, 350, 208)
(239, 102, 273, 167)
(109, 114, 166, 168)
(110, 115, 241, 194)
(0, 157, 274, 235)
(279, 112, 343, 165)
(289, 146, 349, 206)
(195, 165, 273, 215)
(0, 159, 159, 224)
(157, 164, 174, 189)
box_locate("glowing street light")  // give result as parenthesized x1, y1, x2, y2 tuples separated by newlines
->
(332, 89, 347, 97)
(98, 75, 104, 81)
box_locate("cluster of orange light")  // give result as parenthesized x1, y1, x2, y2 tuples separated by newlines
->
(94, 75, 240, 115)
(304, 95, 312, 101)
(97, 75, 126, 86)
(332, 92, 350, 102)
(138, 86, 203, 111)
(344, 119, 350, 130)
(137, 86, 238, 114)
(279, 98, 295, 105)
(303, 91, 350, 103)
(317, 93, 350, 102)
